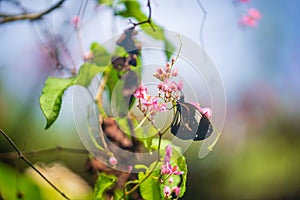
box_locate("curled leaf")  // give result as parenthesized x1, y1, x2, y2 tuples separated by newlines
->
(39, 77, 75, 129)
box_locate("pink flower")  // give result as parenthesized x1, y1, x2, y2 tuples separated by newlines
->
(176, 80, 184, 91)
(141, 95, 157, 107)
(239, 8, 262, 27)
(165, 144, 172, 159)
(134, 85, 148, 99)
(164, 144, 172, 164)
(156, 68, 163, 75)
(171, 165, 184, 175)
(248, 8, 262, 20)
(161, 162, 184, 175)
(71, 16, 80, 26)
(161, 163, 172, 175)
(165, 63, 171, 73)
(157, 103, 167, 112)
(168, 177, 174, 183)
(172, 68, 178, 77)
(164, 186, 171, 198)
(239, 15, 257, 27)
(109, 156, 118, 165)
(151, 102, 167, 115)
(159, 79, 183, 93)
(200, 107, 212, 119)
(172, 186, 180, 196)
(190, 102, 212, 118)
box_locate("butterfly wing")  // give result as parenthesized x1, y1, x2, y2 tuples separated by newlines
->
(171, 102, 212, 140)
(170, 103, 181, 135)
(194, 114, 213, 141)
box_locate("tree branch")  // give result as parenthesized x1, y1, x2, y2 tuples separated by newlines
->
(0, 0, 66, 24)
(130, 0, 154, 30)
(0, 129, 71, 200)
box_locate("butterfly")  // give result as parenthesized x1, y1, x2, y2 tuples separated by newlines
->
(170, 96, 213, 141)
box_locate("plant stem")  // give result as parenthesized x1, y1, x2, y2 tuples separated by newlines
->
(95, 67, 111, 120)
(0, 129, 71, 200)
(0, 0, 66, 24)
(119, 133, 163, 200)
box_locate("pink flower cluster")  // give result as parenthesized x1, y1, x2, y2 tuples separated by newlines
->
(161, 144, 183, 198)
(239, 8, 262, 27)
(153, 59, 183, 102)
(134, 84, 166, 115)
(157, 80, 183, 98)
(153, 58, 177, 81)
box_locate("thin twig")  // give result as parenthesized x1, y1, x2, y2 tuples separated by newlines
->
(195, 0, 207, 48)
(130, 0, 154, 30)
(74, 0, 88, 61)
(0, 129, 71, 200)
(0, 0, 66, 24)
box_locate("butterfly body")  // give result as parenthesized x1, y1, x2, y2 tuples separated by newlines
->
(171, 99, 212, 141)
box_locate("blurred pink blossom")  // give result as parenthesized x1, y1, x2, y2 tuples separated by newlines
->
(239, 8, 262, 27)
(172, 186, 181, 196)
(164, 186, 171, 198)
(109, 156, 118, 165)
(164, 144, 172, 164)
(71, 16, 80, 26)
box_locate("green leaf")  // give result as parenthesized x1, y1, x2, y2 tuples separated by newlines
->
(113, 46, 128, 57)
(164, 39, 175, 60)
(93, 173, 117, 200)
(113, 189, 123, 200)
(176, 155, 188, 197)
(138, 170, 161, 200)
(144, 126, 157, 152)
(0, 162, 41, 200)
(39, 77, 75, 129)
(105, 65, 120, 100)
(98, 0, 113, 6)
(75, 63, 106, 87)
(90, 42, 111, 66)
(115, 117, 132, 135)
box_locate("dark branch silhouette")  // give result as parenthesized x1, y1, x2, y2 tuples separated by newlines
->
(0, 129, 71, 200)
(0, 0, 66, 24)
(130, 0, 154, 30)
